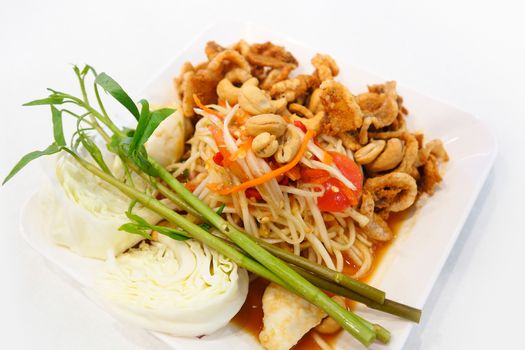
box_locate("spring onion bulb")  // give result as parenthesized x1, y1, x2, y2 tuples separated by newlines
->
(95, 235, 248, 336)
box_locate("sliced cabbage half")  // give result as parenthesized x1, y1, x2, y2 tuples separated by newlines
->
(94, 235, 248, 336)
(40, 153, 162, 259)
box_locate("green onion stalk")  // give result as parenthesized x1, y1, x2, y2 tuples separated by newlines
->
(3, 66, 422, 347)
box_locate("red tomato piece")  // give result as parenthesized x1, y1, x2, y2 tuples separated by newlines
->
(317, 178, 352, 212)
(213, 152, 224, 166)
(329, 151, 363, 204)
(245, 188, 263, 201)
(300, 167, 330, 184)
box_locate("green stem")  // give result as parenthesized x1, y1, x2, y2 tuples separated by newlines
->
(293, 266, 421, 323)
(252, 238, 385, 304)
(150, 160, 376, 347)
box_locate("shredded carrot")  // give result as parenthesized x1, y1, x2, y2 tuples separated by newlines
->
(213, 130, 315, 195)
(218, 99, 226, 107)
(193, 94, 224, 120)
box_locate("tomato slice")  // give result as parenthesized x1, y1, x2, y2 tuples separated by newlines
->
(301, 152, 363, 212)
(300, 167, 330, 184)
(213, 152, 224, 166)
(317, 178, 352, 212)
(329, 151, 363, 203)
(245, 188, 263, 201)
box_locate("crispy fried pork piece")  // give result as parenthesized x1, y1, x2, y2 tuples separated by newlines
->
(396, 133, 420, 179)
(364, 172, 418, 213)
(270, 74, 318, 102)
(259, 283, 326, 350)
(363, 81, 399, 128)
(319, 80, 363, 135)
(180, 69, 220, 117)
(205, 41, 226, 60)
(260, 64, 296, 90)
(245, 42, 298, 68)
(338, 132, 361, 151)
(174, 62, 195, 101)
(418, 139, 449, 165)
(311, 53, 339, 82)
(420, 154, 443, 194)
(207, 49, 251, 75)
(362, 213, 393, 241)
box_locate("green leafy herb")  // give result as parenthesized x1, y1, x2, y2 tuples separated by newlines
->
(129, 100, 174, 155)
(23, 96, 65, 106)
(2, 143, 61, 185)
(79, 132, 111, 174)
(95, 72, 140, 121)
(119, 210, 189, 241)
(51, 106, 66, 146)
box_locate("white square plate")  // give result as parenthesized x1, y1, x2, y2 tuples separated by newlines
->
(19, 21, 497, 350)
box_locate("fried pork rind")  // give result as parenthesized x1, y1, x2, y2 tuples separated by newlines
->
(244, 41, 298, 68)
(260, 64, 296, 91)
(180, 69, 221, 117)
(319, 80, 363, 134)
(205, 40, 225, 60)
(364, 172, 418, 215)
(270, 74, 318, 103)
(311, 53, 339, 82)
(259, 283, 326, 350)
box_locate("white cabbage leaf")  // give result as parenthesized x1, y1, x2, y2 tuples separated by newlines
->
(94, 235, 248, 336)
(40, 153, 162, 259)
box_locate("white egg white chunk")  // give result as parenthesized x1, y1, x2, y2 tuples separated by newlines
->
(94, 235, 248, 336)
(259, 283, 326, 350)
(145, 104, 188, 167)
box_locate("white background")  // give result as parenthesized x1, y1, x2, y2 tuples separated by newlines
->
(1, 0, 524, 349)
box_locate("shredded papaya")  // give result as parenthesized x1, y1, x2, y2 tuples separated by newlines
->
(212, 130, 315, 195)
(230, 137, 253, 161)
(208, 125, 247, 180)
(193, 94, 224, 120)
(285, 165, 301, 181)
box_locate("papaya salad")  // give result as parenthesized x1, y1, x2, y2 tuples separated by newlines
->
(4, 39, 448, 350)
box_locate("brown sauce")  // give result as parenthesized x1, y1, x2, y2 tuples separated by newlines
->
(231, 207, 414, 349)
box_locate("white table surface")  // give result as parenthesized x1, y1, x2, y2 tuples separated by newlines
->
(1, 0, 524, 349)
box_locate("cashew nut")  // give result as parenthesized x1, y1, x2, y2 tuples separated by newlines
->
(251, 132, 279, 158)
(270, 97, 288, 114)
(290, 111, 324, 133)
(275, 125, 301, 163)
(354, 140, 386, 165)
(366, 138, 404, 172)
(217, 77, 258, 106)
(315, 296, 346, 334)
(238, 84, 275, 115)
(244, 114, 287, 137)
